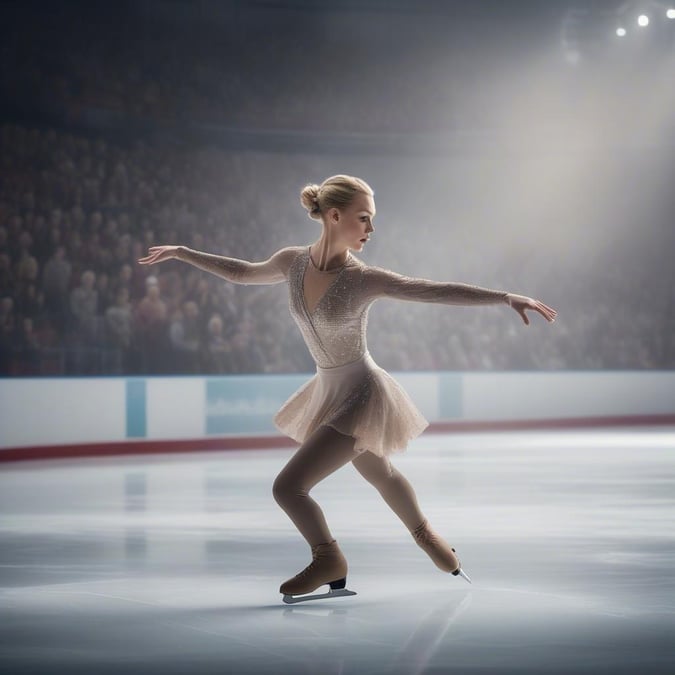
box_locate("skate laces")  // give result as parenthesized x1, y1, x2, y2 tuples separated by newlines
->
(412, 520, 460, 573)
(289, 540, 339, 580)
(294, 560, 317, 581)
(412, 520, 435, 546)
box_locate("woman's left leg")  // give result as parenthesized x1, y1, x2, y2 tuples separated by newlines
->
(351, 450, 426, 531)
(352, 450, 461, 574)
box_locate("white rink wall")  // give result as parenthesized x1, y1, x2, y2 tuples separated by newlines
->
(1, 371, 674, 450)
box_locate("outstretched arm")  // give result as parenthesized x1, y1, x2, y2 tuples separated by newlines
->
(363, 266, 557, 325)
(137, 245, 293, 285)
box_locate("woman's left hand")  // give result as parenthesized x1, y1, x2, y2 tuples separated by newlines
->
(505, 294, 557, 325)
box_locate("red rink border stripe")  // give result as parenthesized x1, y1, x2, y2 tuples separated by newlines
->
(1, 414, 674, 464)
(428, 413, 675, 433)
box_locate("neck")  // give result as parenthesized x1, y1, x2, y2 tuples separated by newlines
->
(310, 237, 349, 271)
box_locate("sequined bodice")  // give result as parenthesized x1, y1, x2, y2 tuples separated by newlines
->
(289, 246, 370, 368)
(279, 245, 508, 369)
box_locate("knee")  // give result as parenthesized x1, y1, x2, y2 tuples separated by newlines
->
(376, 468, 399, 491)
(272, 473, 306, 505)
(361, 465, 397, 491)
(272, 474, 289, 505)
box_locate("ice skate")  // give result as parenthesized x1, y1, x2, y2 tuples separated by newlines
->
(280, 539, 357, 604)
(412, 519, 472, 584)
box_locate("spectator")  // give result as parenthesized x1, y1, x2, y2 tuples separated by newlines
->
(134, 276, 168, 373)
(205, 313, 234, 374)
(42, 245, 72, 331)
(0, 297, 17, 374)
(105, 287, 133, 373)
(69, 269, 98, 344)
(0, 253, 15, 296)
(14, 317, 41, 375)
(168, 300, 202, 372)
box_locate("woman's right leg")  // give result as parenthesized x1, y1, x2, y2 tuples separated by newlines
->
(273, 425, 362, 596)
(272, 424, 360, 547)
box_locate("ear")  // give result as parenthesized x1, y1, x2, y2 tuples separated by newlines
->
(329, 207, 340, 223)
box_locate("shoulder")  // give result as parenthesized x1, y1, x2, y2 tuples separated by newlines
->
(355, 259, 401, 280)
(355, 260, 416, 298)
(268, 245, 307, 276)
(270, 245, 306, 260)
(343, 257, 402, 295)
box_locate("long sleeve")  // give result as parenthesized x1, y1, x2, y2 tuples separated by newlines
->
(362, 265, 509, 306)
(175, 246, 296, 285)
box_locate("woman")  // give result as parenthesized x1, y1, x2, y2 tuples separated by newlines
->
(138, 174, 557, 603)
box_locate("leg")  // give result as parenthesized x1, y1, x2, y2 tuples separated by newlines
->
(273, 425, 360, 598)
(272, 424, 359, 547)
(351, 450, 426, 532)
(352, 450, 466, 578)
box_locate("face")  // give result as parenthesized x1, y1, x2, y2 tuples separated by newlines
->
(330, 192, 376, 252)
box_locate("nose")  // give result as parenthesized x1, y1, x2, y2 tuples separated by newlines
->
(366, 221, 374, 233)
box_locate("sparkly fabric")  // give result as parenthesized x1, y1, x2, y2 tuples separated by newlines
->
(178, 244, 508, 457)
(176, 246, 291, 284)
(285, 246, 509, 369)
(277, 245, 508, 457)
(273, 349, 428, 457)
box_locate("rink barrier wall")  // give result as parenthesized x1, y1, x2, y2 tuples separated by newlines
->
(1, 371, 673, 461)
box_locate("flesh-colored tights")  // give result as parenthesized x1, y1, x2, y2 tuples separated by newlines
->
(272, 424, 426, 547)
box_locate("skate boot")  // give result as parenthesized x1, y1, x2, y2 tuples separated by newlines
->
(412, 519, 472, 584)
(280, 539, 357, 604)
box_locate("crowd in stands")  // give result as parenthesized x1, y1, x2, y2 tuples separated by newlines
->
(0, 124, 306, 375)
(1, 122, 673, 376)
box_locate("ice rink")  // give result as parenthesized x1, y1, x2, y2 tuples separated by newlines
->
(1, 427, 674, 675)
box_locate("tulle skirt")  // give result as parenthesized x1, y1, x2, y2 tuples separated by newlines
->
(273, 350, 429, 457)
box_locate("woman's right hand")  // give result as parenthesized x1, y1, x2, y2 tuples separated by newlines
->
(137, 245, 181, 265)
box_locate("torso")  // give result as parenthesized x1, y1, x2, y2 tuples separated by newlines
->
(288, 245, 370, 368)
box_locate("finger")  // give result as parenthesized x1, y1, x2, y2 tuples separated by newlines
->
(535, 302, 556, 321)
(520, 310, 530, 326)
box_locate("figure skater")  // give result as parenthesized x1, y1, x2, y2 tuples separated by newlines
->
(138, 174, 557, 603)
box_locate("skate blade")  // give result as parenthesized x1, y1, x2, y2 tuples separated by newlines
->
(282, 587, 357, 604)
(457, 568, 472, 584)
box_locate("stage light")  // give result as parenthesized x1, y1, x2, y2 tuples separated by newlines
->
(616, 27, 627, 36)
(667, 8, 675, 19)
(637, 14, 649, 27)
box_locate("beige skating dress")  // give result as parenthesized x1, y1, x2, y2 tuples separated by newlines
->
(181, 244, 507, 458)
(271, 245, 506, 458)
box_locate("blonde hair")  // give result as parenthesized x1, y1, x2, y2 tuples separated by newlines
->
(300, 175, 373, 222)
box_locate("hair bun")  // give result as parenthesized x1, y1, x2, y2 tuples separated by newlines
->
(300, 184, 322, 221)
